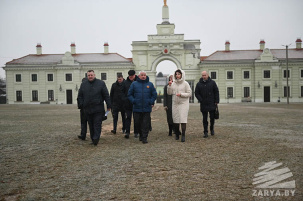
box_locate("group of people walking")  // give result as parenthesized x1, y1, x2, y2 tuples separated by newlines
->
(77, 68, 219, 146)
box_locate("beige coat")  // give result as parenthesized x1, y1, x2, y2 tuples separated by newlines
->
(167, 69, 192, 123)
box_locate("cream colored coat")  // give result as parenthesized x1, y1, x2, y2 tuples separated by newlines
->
(167, 69, 192, 123)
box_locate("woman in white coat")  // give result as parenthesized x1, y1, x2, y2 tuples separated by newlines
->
(167, 69, 192, 142)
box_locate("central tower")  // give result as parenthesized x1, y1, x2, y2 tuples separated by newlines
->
(131, 0, 201, 93)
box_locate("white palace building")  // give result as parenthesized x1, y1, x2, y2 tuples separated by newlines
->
(3, 2, 303, 104)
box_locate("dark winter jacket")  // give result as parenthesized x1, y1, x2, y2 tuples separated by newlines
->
(128, 76, 157, 113)
(123, 75, 138, 110)
(163, 84, 172, 109)
(77, 78, 111, 114)
(195, 77, 219, 112)
(110, 79, 125, 110)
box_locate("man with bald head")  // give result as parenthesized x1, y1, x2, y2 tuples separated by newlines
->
(128, 71, 157, 144)
(195, 71, 219, 138)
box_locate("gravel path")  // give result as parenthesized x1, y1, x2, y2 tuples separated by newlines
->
(0, 103, 302, 200)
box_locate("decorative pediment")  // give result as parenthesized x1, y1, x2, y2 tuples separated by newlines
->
(61, 51, 75, 65)
(256, 48, 278, 62)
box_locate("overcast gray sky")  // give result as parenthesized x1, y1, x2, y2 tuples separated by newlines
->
(1, 0, 303, 78)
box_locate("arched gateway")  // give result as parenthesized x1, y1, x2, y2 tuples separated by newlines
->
(131, 1, 201, 102)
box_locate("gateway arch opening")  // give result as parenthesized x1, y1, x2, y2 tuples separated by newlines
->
(155, 60, 177, 98)
(155, 60, 195, 103)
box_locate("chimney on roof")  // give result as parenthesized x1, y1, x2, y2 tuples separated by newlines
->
(71, 42, 76, 54)
(225, 40, 230, 51)
(36, 43, 42, 55)
(104, 42, 109, 54)
(296, 37, 302, 49)
(259, 39, 265, 50)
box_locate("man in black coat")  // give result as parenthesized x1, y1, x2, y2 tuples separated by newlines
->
(110, 74, 126, 134)
(195, 71, 219, 138)
(123, 70, 138, 139)
(77, 77, 88, 140)
(77, 70, 111, 145)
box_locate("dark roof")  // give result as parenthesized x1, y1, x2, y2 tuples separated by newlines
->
(204, 49, 303, 61)
(6, 53, 132, 65)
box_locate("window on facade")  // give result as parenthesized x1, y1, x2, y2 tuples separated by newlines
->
(85, 73, 87, 78)
(211, 72, 217, 80)
(66, 74, 72, 81)
(227, 87, 233, 98)
(32, 74, 37, 82)
(16, 74, 21, 82)
(16, 91, 22, 101)
(47, 74, 53, 81)
(264, 70, 270, 78)
(32, 90, 38, 101)
(101, 73, 107, 80)
(244, 87, 250, 97)
(283, 70, 290, 78)
(117, 72, 123, 77)
(284, 86, 290, 97)
(301, 69, 303, 78)
(244, 71, 250, 79)
(301, 86, 303, 97)
(227, 71, 233, 79)
(48, 90, 54, 101)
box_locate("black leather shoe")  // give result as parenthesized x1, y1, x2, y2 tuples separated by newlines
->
(203, 132, 208, 138)
(142, 138, 148, 144)
(92, 139, 99, 146)
(78, 135, 85, 140)
(124, 133, 129, 139)
(175, 134, 180, 140)
(111, 130, 116, 134)
(211, 130, 215, 136)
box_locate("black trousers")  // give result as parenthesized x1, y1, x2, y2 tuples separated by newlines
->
(202, 110, 215, 132)
(80, 109, 88, 138)
(133, 112, 151, 140)
(112, 108, 126, 131)
(125, 109, 139, 134)
(86, 112, 103, 141)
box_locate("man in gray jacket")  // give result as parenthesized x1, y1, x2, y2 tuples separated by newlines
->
(77, 70, 111, 145)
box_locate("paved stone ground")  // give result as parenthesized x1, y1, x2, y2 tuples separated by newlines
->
(0, 103, 302, 200)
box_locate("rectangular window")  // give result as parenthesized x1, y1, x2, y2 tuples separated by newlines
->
(48, 90, 54, 101)
(65, 73, 72, 81)
(101, 73, 107, 80)
(301, 86, 303, 97)
(47, 74, 53, 81)
(264, 70, 270, 78)
(227, 71, 233, 79)
(283, 70, 290, 78)
(301, 69, 303, 78)
(32, 74, 37, 82)
(32, 90, 38, 101)
(243, 71, 250, 79)
(227, 87, 233, 98)
(85, 73, 87, 78)
(244, 87, 250, 97)
(16, 74, 21, 82)
(211, 72, 217, 80)
(16, 91, 22, 101)
(284, 86, 290, 97)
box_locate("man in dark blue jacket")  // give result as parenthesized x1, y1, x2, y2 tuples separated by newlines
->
(195, 71, 219, 138)
(128, 71, 157, 144)
(77, 70, 111, 146)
